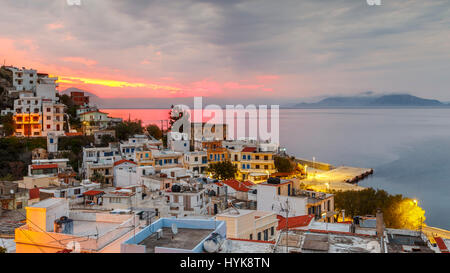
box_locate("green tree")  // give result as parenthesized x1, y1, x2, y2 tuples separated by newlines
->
(100, 134, 116, 147)
(114, 120, 144, 141)
(91, 172, 106, 185)
(206, 160, 238, 180)
(332, 188, 426, 230)
(274, 156, 296, 173)
(0, 113, 15, 136)
(146, 124, 163, 139)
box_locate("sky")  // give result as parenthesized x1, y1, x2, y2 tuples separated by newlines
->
(0, 0, 449, 107)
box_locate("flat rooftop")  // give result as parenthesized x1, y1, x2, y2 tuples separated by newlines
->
(30, 198, 64, 208)
(224, 239, 274, 253)
(71, 220, 120, 237)
(139, 227, 213, 253)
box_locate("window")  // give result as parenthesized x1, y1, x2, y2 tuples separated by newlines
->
(47, 108, 51, 112)
(249, 234, 253, 240)
(257, 232, 261, 241)
(47, 116, 51, 120)
(74, 189, 81, 195)
(278, 187, 281, 195)
(271, 227, 274, 236)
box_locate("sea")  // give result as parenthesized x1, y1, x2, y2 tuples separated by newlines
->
(104, 108, 450, 229)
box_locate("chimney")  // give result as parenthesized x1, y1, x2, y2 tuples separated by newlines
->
(376, 209, 384, 238)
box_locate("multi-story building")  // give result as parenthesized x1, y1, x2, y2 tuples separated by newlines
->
(13, 94, 42, 136)
(79, 110, 110, 135)
(36, 76, 58, 100)
(237, 147, 276, 183)
(42, 99, 65, 136)
(119, 135, 162, 161)
(183, 151, 208, 175)
(216, 209, 278, 241)
(82, 145, 121, 185)
(164, 184, 210, 218)
(136, 149, 183, 170)
(4, 66, 38, 92)
(256, 179, 335, 222)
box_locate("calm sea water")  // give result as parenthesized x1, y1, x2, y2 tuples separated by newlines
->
(104, 108, 450, 229)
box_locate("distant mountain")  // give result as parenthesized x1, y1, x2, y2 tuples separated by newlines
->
(292, 94, 447, 108)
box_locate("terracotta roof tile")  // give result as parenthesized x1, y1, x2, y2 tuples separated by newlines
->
(114, 159, 137, 166)
(277, 214, 314, 230)
(222, 179, 250, 192)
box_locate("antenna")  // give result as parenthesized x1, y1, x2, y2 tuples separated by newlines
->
(273, 198, 293, 253)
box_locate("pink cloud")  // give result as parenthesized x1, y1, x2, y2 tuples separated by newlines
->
(46, 23, 64, 30)
(61, 57, 98, 66)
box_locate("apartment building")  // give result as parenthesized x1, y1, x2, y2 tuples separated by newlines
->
(164, 184, 210, 218)
(4, 66, 38, 92)
(136, 149, 183, 170)
(79, 110, 110, 135)
(42, 99, 65, 136)
(183, 151, 208, 175)
(237, 147, 276, 183)
(13, 94, 42, 136)
(216, 209, 278, 241)
(82, 145, 121, 185)
(256, 179, 335, 222)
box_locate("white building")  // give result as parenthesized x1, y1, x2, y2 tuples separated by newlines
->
(183, 151, 208, 175)
(164, 185, 210, 218)
(47, 132, 58, 153)
(82, 145, 121, 185)
(42, 99, 65, 136)
(36, 76, 58, 100)
(4, 66, 38, 92)
(119, 135, 162, 161)
(167, 132, 190, 153)
(113, 160, 138, 187)
(256, 180, 306, 217)
(160, 167, 193, 180)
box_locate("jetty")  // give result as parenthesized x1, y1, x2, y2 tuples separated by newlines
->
(294, 158, 374, 192)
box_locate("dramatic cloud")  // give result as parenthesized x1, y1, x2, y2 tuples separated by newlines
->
(0, 0, 449, 105)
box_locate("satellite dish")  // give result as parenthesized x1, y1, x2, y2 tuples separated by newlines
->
(171, 223, 178, 235)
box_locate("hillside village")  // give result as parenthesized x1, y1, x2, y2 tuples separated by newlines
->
(0, 66, 448, 254)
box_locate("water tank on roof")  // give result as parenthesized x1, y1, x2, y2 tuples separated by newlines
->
(267, 177, 281, 184)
